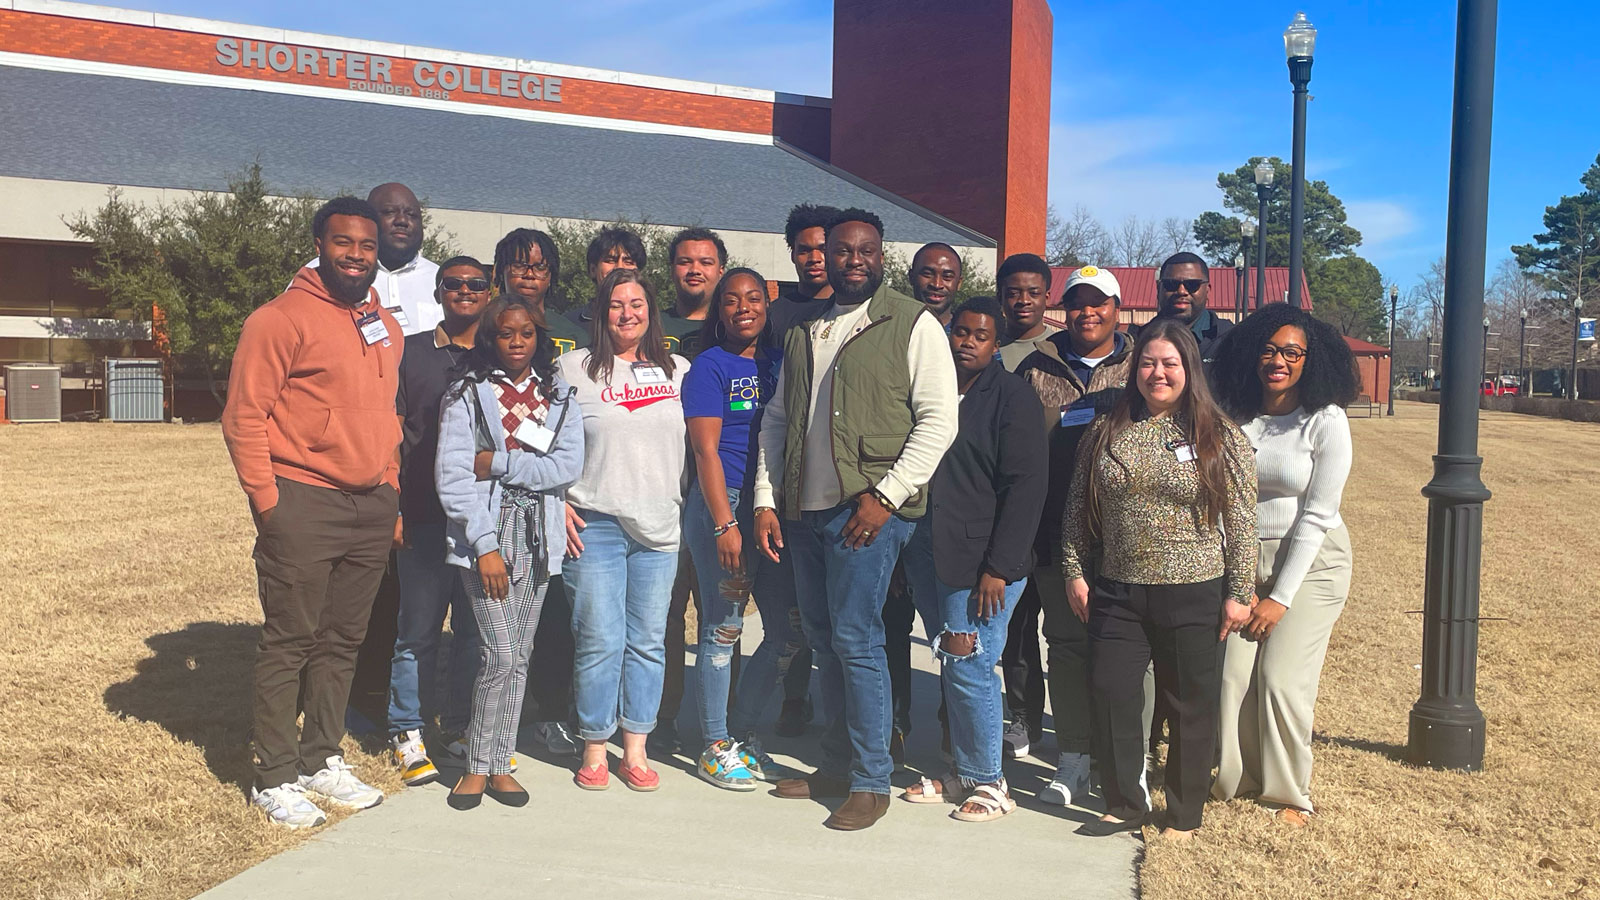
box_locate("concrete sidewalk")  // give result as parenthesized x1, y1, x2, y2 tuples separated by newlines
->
(199, 627, 1140, 900)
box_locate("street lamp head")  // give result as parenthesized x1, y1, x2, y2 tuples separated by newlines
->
(1483, 316, 1491, 329)
(1254, 160, 1276, 187)
(1521, 307, 1528, 320)
(1578, 297, 1586, 311)
(1389, 283, 1399, 301)
(1240, 220, 1257, 238)
(1284, 12, 1317, 60)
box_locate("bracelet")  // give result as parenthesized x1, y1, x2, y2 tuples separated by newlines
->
(712, 520, 739, 537)
(753, 506, 776, 516)
(868, 489, 897, 513)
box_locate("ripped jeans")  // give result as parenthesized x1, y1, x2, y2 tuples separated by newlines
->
(901, 517, 1027, 784)
(684, 485, 804, 746)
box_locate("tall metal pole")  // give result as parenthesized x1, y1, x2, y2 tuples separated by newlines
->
(1388, 286, 1399, 415)
(1409, 0, 1495, 773)
(1236, 251, 1247, 322)
(1573, 300, 1584, 400)
(1518, 308, 1527, 391)
(1482, 318, 1490, 382)
(1255, 187, 1270, 307)
(1287, 67, 1310, 308)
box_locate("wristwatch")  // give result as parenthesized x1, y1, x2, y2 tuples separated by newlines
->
(712, 520, 739, 537)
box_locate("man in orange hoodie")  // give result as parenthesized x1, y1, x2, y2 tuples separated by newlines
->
(223, 196, 404, 829)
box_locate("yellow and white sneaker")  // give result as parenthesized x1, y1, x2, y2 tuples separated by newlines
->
(390, 729, 439, 786)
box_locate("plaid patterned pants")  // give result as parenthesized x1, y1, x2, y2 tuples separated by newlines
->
(461, 499, 549, 775)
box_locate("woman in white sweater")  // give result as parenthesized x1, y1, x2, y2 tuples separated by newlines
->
(1209, 303, 1361, 827)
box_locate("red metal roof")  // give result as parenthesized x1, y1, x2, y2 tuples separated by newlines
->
(1048, 266, 1313, 312)
(1343, 336, 1390, 355)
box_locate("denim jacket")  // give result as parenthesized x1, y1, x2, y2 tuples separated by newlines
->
(435, 373, 584, 572)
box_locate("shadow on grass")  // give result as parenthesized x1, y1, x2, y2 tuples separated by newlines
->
(1313, 730, 1409, 763)
(104, 621, 261, 794)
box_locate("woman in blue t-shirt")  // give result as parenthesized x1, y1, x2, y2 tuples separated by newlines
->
(681, 267, 804, 791)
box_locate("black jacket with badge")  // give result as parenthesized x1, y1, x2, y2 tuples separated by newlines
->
(926, 360, 1049, 588)
(1014, 329, 1133, 565)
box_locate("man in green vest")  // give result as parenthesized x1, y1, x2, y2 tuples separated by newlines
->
(753, 208, 958, 831)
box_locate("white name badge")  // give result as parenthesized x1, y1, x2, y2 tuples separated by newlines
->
(1171, 442, 1197, 463)
(1060, 404, 1096, 428)
(357, 312, 388, 346)
(512, 418, 555, 453)
(632, 364, 669, 386)
(386, 305, 410, 329)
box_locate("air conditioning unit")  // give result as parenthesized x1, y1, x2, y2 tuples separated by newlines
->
(104, 358, 165, 422)
(4, 364, 62, 423)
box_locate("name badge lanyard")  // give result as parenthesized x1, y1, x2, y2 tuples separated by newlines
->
(631, 360, 669, 386)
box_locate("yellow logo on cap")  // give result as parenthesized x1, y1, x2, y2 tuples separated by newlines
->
(1080, 266, 1099, 277)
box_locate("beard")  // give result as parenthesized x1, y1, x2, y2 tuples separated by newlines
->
(830, 267, 884, 305)
(320, 256, 379, 305)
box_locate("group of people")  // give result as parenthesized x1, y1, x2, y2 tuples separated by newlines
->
(221, 181, 1362, 838)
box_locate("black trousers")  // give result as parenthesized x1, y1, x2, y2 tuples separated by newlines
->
(1001, 579, 1046, 729)
(1089, 576, 1226, 831)
(347, 555, 400, 729)
(527, 574, 575, 722)
(885, 560, 914, 735)
(1036, 565, 1092, 756)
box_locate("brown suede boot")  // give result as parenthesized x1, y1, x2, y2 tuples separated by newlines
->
(824, 791, 889, 831)
(774, 771, 849, 800)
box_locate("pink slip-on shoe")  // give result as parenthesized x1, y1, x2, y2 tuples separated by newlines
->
(618, 764, 659, 792)
(575, 763, 610, 791)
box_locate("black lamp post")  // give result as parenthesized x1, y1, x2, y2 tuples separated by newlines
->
(1254, 161, 1273, 306)
(1388, 283, 1399, 415)
(1518, 307, 1527, 392)
(1284, 13, 1315, 309)
(1573, 297, 1585, 400)
(1240, 219, 1257, 320)
(1482, 316, 1491, 383)
(1409, 0, 1495, 773)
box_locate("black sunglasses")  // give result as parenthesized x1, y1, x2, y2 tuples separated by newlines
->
(1159, 278, 1209, 294)
(440, 276, 491, 293)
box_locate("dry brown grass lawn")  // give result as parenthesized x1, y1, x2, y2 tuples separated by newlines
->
(0, 424, 401, 900)
(3, 403, 1596, 899)
(1141, 402, 1600, 899)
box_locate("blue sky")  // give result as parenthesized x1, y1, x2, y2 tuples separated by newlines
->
(134, 0, 1597, 290)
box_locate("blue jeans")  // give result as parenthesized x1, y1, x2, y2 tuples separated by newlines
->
(562, 511, 678, 741)
(684, 485, 804, 745)
(902, 516, 1026, 783)
(787, 502, 914, 795)
(388, 521, 478, 734)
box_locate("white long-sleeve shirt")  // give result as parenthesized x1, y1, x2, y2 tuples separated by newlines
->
(754, 297, 957, 512)
(1241, 404, 1352, 606)
(305, 253, 441, 336)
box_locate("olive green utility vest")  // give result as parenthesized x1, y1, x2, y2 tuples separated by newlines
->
(778, 286, 929, 518)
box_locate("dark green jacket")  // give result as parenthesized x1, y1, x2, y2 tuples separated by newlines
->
(779, 287, 930, 518)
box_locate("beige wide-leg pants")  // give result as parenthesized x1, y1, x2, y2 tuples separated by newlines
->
(1213, 524, 1352, 812)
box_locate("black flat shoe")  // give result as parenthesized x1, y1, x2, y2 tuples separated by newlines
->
(485, 787, 529, 808)
(447, 789, 483, 810)
(1076, 816, 1142, 837)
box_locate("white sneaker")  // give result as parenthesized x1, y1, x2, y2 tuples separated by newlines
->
(251, 782, 327, 829)
(299, 755, 383, 810)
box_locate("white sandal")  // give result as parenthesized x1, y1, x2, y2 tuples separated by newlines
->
(950, 780, 1016, 822)
(900, 775, 954, 804)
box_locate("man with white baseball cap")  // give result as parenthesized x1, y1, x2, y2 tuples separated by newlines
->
(1014, 263, 1145, 807)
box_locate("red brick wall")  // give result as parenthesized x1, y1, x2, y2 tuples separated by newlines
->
(0, 9, 778, 135)
(829, 0, 1051, 255)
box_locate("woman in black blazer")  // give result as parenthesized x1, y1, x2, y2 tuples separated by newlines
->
(897, 297, 1049, 822)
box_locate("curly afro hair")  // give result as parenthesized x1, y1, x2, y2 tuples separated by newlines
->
(1210, 303, 1362, 421)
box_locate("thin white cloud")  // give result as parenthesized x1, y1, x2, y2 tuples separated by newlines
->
(1045, 120, 1228, 229)
(1344, 199, 1421, 254)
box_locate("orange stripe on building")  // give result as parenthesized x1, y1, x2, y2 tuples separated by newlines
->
(0, 10, 775, 135)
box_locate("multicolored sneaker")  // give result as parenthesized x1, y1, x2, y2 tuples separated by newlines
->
(390, 730, 439, 786)
(697, 739, 757, 792)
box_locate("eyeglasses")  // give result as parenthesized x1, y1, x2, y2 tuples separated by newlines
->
(1259, 344, 1307, 363)
(1159, 278, 1209, 294)
(506, 261, 550, 277)
(440, 276, 491, 293)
